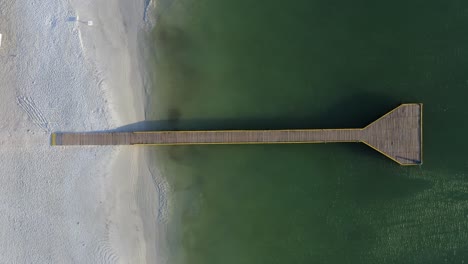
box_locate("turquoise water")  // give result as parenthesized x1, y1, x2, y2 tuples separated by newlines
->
(146, 0, 468, 263)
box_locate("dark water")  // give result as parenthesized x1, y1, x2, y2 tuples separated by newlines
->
(146, 0, 468, 263)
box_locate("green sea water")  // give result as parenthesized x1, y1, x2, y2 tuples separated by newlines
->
(146, 0, 468, 263)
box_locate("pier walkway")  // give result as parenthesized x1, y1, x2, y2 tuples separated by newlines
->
(51, 104, 423, 165)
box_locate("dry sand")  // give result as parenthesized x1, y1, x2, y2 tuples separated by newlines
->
(0, 0, 167, 263)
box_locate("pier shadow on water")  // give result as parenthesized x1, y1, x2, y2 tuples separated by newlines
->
(114, 92, 402, 132)
(111, 92, 407, 163)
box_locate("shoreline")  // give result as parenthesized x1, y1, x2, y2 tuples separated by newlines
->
(0, 0, 166, 263)
(70, 0, 169, 262)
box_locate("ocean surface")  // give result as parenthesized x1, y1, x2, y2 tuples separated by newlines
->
(146, 0, 468, 263)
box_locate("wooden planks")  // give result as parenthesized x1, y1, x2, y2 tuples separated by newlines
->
(361, 104, 422, 165)
(51, 104, 422, 165)
(54, 129, 363, 145)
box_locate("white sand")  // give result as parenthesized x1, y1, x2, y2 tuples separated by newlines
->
(0, 0, 167, 263)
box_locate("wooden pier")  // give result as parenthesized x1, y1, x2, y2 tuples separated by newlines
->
(51, 104, 423, 165)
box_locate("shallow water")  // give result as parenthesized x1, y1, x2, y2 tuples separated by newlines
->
(146, 0, 468, 263)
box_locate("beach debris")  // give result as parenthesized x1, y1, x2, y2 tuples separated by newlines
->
(68, 16, 79, 22)
(0, 34, 2, 48)
(68, 15, 93, 26)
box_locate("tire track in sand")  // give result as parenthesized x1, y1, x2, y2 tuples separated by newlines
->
(16, 96, 50, 132)
(94, 220, 120, 264)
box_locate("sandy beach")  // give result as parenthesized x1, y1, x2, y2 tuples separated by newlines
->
(0, 0, 166, 263)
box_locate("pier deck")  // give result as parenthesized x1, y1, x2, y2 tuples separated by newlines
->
(51, 104, 423, 165)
